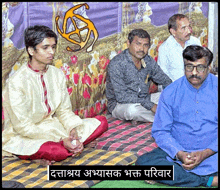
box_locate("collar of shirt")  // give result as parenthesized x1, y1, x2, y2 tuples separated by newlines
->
(27, 62, 49, 74)
(170, 35, 192, 49)
(125, 49, 146, 69)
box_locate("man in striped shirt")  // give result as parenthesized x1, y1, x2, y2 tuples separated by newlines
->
(106, 29, 172, 123)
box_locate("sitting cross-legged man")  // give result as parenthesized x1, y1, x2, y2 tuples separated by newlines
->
(106, 29, 172, 123)
(2, 25, 108, 166)
(136, 45, 218, 187)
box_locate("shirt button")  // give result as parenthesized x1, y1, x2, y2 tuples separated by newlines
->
(196, 101, 199, 104)
(196, 111, 198, 114)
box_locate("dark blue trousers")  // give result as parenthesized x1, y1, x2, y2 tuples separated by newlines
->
(136, 147, 217, 187)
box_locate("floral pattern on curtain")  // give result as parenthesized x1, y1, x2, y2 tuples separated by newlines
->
(2, 2, 209, 124)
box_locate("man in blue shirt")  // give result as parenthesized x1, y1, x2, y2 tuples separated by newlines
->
(136, 45, 218, 187)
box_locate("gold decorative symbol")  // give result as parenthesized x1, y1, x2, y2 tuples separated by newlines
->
(55, 3, 99, 52)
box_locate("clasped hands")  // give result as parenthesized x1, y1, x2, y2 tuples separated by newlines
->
(176, 150, 207, 170)
(62, 128, 84, 157)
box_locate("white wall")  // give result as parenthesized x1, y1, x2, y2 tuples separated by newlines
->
(208, 2, 218, 68)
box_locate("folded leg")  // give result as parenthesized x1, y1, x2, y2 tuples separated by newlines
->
(18, 115, 108, 163)
(83, 115, 108, 146)
(18, 141, 72, 162)
(136, 147, 212, 187)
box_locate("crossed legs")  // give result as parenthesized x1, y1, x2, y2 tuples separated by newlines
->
(136, 147, 217, 187)
(18, 115, 108, 166)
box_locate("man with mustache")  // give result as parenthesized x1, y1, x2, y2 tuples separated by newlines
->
(2, 25, 108, 166)
(157, 14, 201, 82)
(106, 29, 172, 123)
(136, 45, 218, 187)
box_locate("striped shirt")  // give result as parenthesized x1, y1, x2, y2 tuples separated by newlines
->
(106, 49, 172, 113)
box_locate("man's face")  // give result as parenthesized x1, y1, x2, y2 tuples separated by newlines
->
(127, 36, 150, 62)
(172, 17, 192, 43)
(185, 57, 211, 89)
(30, 37, 57, 65)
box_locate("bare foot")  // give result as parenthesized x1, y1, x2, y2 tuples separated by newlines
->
(85, 140, 98, 148)
(33, 159, 55, 166)
(211, 176, 218, 187)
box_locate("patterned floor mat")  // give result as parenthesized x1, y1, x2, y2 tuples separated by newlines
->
(2, 148, 138, 188)
(95, 117, 158, 155)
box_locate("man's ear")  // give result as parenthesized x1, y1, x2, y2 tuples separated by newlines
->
(170, 28, 176, 37)
(208, 65, 212, 73)
(28, 47, 34, 56)
(127, 40, 130, 48)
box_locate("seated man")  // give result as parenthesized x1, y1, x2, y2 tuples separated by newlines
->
(157, 14, 201, 82)
(136, 45, 218, 187)
(106, 29, 172, 123)
(2, 25, 108, 166)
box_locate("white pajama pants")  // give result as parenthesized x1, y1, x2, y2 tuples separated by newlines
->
(112, 92, 161, 123)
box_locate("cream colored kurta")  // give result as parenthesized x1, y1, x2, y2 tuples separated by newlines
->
(2, 63, 100, 156)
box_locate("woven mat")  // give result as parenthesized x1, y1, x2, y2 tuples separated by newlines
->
(2, 147, 137, 188)
(95, 117, 158, 155)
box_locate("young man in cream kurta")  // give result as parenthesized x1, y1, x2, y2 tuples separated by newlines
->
(2, 25, 107, 165)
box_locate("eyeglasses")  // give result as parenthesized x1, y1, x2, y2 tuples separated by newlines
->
(184, 64, 208, 73)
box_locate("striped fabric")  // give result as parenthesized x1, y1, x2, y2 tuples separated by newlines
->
(28, 63, 51, 115)
(95, 117, 158, 155)
(40, 74, 51, 114)
(2, 148, 137, 188)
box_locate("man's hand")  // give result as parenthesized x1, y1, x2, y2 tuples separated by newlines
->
(69, 128, 78, 140)
(62, 136, 84, 156)
(70, 139, 84, 157)
(151, 104, 157, 113)
(62, 136, 75, 152)
(182, 149, 216, 170)
(176, 151, 195, 167)
(177, 149, 215, 170)
(62, 128, 84, 156)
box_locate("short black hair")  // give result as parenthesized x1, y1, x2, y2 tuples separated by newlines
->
(24, 25, 57, 59)
(183, 45, 213, 66)
(128, 29, 151, 44)
(168, 14, 188, 34)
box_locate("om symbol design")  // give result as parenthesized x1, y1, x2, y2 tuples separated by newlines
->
(55, 3, 99, 52)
